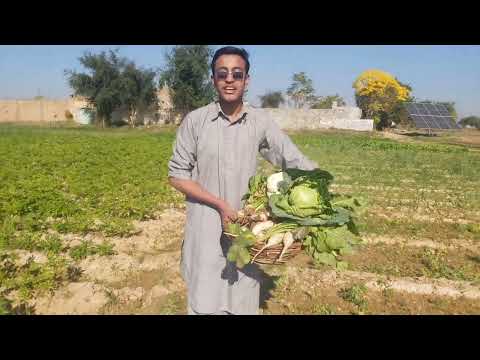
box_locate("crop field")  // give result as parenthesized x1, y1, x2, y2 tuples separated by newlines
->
(1, 123, 479, 315)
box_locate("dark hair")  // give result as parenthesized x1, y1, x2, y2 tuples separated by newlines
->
(211, 46, 250, 75)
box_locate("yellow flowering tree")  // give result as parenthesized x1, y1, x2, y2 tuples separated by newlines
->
(353, 69, 411, 129)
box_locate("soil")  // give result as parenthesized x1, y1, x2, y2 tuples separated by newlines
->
(23, 207, 480, 315)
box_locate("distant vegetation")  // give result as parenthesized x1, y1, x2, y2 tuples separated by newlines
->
(459, 116, 480, 129)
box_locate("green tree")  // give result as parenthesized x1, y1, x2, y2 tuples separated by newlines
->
(311, 94, 346, 109)
(286, 72, 316, 109)
(459, 116, 480, 129)
(259, 90, 285, 108)
(65, 50, 126, 128)
(118, 62, 158, 128)
(388, 82, 413, 128)
(159, 45, 215, 118)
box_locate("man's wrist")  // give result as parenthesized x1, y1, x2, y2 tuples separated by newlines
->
(213, 198, 226, 212)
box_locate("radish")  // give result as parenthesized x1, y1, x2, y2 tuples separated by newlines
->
(251, 220, 274, 236)
(251, 232, 285, 262)
(257, 211, 269, 222)
(277, 231, 294, 262)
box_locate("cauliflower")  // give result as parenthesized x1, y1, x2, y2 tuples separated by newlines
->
(266, 172, 291, 197)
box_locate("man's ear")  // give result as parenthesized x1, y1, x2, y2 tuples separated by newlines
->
(244, 73, 250, 89)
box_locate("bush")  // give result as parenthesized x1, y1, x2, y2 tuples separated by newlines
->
(65, 110, 74, 121)
(459, 116, 480, 129)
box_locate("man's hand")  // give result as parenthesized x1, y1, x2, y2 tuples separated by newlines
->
(168, 177, 237, 230)
(217, 200, 237, 230)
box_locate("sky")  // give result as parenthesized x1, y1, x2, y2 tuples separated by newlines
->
(1, 45, 479, 119)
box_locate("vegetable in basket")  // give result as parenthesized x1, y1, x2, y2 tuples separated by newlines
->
(268, 169, 351, 226)
(303, 225, 362, 270)
(225, 168, 365, 269)
(225, 223, 257, 268)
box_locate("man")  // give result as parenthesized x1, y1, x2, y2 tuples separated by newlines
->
(168, 46, 317, 315)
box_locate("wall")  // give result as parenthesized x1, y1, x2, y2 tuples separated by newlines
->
(258, 106, 373, 131)
(0, 99, 75, 123)
(0, 96, 374, 131)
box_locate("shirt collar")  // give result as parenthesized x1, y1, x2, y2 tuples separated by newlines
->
(211, 101, 249, 123)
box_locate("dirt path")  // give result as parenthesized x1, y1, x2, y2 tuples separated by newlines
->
(31, 208, 187, 315)
(364, 234, 479, 251)
(28, 208, 480, 315)
(283, 265, 480, 300)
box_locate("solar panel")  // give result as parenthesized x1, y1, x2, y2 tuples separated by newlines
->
(436, 103, 450, 116)
(425, 104, 436, 115)
(414, 103, 425, 114)
(404, 102, 457, 130)
(405, 103, 415, 114)
(411, 115, 428, 128)
(429, 106, 442, 116)
(422, 115, 435, 128)
(438, 118, 448, 129)
(436, 117, 449, 129)
(445, 119, 456, 129)
(431, 116, 442, 128)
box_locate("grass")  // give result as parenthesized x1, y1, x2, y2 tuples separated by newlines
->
(420, 248, 478, 282)
(344, 243, 480, 283)
(1, 124, 479, 314)
(338, 284, 369, 313)
(357, 216, 480, 243)
(287, 130, 480, 242)
(157, 292, 186, 315)
(0, 125, 182, 248)
(68, 240, 116, 261)
(312, 303, 335, 315)
(0, 252, 82, 303)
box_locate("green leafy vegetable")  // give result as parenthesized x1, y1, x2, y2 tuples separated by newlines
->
(233, 168, 365, 270)
(225, 227, 257, 268)
(269, 194, 351, 226)
(242, 174, 268, 211)
(314, 252, 337, 267)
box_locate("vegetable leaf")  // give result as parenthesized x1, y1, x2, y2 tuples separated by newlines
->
(336, 261, 349, 271)
(314, 252, 337, 267)
(269, 194, 351, 226)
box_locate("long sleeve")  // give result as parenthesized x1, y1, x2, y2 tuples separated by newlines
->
(259, 117, 318, 171)
(168, 115, 197, 180)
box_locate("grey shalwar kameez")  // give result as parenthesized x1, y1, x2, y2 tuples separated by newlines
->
(168, 101, 317, 315)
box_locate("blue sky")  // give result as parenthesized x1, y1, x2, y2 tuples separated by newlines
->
(1, 45, 479, 119)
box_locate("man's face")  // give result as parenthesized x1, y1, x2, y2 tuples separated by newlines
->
(212, 54, 250, 104)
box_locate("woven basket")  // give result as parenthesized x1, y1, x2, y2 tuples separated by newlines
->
(248, 241, 302, 265)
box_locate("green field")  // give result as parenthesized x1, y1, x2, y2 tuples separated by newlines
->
(1, 124, 479, 314)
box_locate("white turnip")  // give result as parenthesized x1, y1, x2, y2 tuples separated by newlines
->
(251, 232, 285, 262)
(251, 220, 274, 236)
(277, 231, 294, 262)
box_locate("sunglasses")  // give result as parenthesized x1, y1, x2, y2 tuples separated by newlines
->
(214, 70, 245, 81)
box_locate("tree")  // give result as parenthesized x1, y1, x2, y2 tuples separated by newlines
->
(459, 116, 480, 129)
(159, 45, 215, 118)
(311, 94, 346, 109)
(117, 62, 158, 128)
(353, 69, 411, 130)
(286, 72, 316, 109)
(65, 50, 126, 128)
(388, 82, 414, 128)
(259, 90, 285, 108)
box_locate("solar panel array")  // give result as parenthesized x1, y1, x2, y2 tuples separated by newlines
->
(405, 102, 460, 129)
